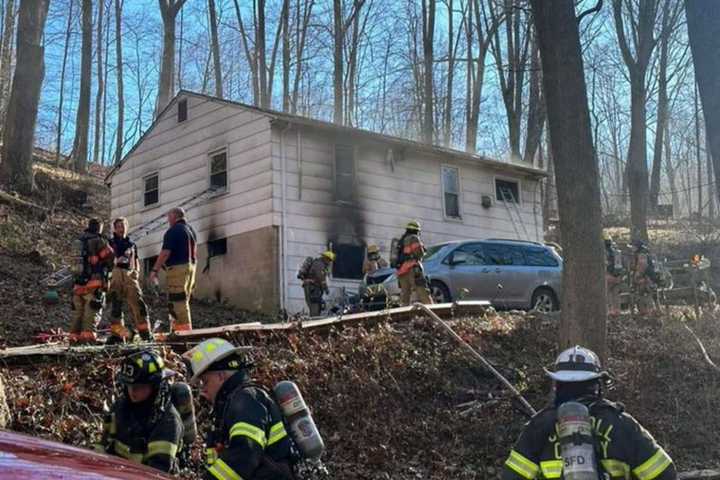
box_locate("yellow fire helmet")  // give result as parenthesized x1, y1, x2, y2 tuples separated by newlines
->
(183, 338, 247, 383)
(321, 251, 336, 262)
(367, 245, 380, 254)
(406, 220, 421, 231)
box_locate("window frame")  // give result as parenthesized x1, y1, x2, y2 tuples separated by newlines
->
(494, 176, 522, 204)
(333, 143, 356, 204)
(441, 164, 463, 221)
(142, 172, 160, 208)
(208, 147, 229, 193)
(207, 237, 228, 258)
(331, 243, 365, 280)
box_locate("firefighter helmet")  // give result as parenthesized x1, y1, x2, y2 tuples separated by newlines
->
(406, 220, 421, 232)
(367, 244, 380, 254)
(602, 232, 612, 242)
(321, 251, 336, 262)
(119, 350, 173, 385)
(183, 338, 250, 383)
(544, 346, 606, 382)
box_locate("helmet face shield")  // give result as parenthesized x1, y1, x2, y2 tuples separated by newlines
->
(545, 346, 607, 383)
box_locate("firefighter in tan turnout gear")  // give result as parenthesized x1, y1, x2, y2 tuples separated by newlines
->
(107, 217, 152, 343)
(604, 233, 624, 317)
(149, 207, 197, 332)
(299, 251, 335, 317)
(362, 244, 388, 275)
(70, 218, 115, 343)
(502, 346, 676, 480)
(395, 221, 433, 306)
(183, 338, 295, 480)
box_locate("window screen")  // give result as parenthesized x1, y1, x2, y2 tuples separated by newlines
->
(210, 151, 228, 191)
(178, 99, 188, 122)
(144, 174, 159, 207)
(442, 166, 461, 218)
(335, 145, 355, 203)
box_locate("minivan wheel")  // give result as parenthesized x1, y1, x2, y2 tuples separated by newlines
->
(430, 281, 452, 303)
(532, 288, 559, 312)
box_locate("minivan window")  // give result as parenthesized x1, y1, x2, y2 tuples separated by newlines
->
(483, 243, 525, 265)
(450, 243, 486, 265)
(524, 247, 559, 267)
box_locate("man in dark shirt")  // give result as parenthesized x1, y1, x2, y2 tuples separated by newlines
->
(149, 207, 197, 332)
(107, 217, 152, 343)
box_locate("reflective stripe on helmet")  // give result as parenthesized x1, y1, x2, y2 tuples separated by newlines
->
(505, 449, 539, 479)
(229, 421, 267, 448)
(633, 448, 672, 480)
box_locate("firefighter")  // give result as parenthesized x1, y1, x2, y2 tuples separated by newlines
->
(107, 217, 152, 343)
(395, 220, 433, 306)
(69, 218, 115, 343)
(99, 350, 183, 473)
(604, 233, 624, 317)
(183, 338, 295, 480)
(502, 345, 677, 480)
(362, 244, 388, 275)
(301, 251, 335, 317)
(149, 207, 197, 332)
(631, 239, 657, 316)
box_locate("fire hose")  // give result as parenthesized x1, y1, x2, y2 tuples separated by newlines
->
(412, 302, 537, 417)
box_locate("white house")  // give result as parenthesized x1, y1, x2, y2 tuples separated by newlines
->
(106, 91, 546, 315)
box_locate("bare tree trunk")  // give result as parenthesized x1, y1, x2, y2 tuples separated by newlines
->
(281, 0, 289, 111)
(708, 135, 715, 219)
(115, 0, 124, 164)
(663, 123, 679, 214)
(291, 0, 313, 114)
(93, 0, 105, 166)
(686, 0, 720, 210)
(55, 0, 73, 167)
(0, 0, 49, 194)
(523, 31, 545, 164)
(421, 0, 435, 144)
(71, 0, 93, 174)
(208, 0, 223, 97)
(613, 0, 658, 242)
(0, 0, 16, 136)
(177, 5, 182, 90)
(696, 81, 702, 217)
(649, 29, 669, 212)
(333, 0, 343, 123)
(531, 0, 607, 358)
(233, 0, 259, 105)
(156, 0, 188, 115)
(443, 0, 453, 146)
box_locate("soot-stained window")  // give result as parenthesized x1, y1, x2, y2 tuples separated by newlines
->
(332, 244, 364, 280)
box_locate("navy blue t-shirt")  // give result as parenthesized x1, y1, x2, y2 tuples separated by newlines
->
(161, 220, 197, 266)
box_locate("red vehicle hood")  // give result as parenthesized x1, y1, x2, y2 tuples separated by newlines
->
(0, 429, 173, 479)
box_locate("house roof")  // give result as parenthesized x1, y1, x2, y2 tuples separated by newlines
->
(105, 90, 547, 183)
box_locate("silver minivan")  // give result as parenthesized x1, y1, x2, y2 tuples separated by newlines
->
(364, 239, 563, 311)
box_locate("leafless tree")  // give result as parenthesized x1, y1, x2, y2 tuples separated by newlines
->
(532, 0, 607, 358)
(0, 0, 50, 194)
(156, 0, 188, 115)
(421, 0, 435, 143)
(208, 0, 223, 97)
(71, 0, 92, 174)
(115, 0, 124, 164)
(0, 0, 15, 135)
(93, 0, 106, 165)
(55, 0, 74, 167)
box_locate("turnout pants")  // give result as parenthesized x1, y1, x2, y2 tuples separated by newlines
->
(398, 266, 433, 306)
(107, 267, 151, 338)
(166, 263, 196, 331)
(70, 288, 103, 334)
(304, 283, 324, 317)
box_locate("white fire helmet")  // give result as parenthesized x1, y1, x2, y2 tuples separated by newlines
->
(182, 338, 245, 383)
(544, 345, 607, 382)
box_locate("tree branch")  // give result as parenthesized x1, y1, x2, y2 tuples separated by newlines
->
(577, 0, 603, 25)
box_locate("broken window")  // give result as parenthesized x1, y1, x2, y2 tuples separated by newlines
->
(210, 150, 228, 191)
(332, 244, 364, 280)
(207, 238, 227, 257)
(495, 179, 520, 203)
(334, 144, 355, 203)
(144, 173, 159, 207)
(178, 98, 188, 122)
(442, 166, 461, 218)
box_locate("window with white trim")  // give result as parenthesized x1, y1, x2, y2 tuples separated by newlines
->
(210, 150, 228, 191)
(143, 173, 159, 207)
(442, 166, 461, 219)
(334, 144, 355, 203)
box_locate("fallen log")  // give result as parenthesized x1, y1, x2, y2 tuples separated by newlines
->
(0, 189, 48, 219)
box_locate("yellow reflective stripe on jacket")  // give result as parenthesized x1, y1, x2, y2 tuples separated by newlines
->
(540, 460, 563, 479)
(112, 440, 144, 462)
(229, 421, 267, 448)
(602, 459, 631, 479)
(267, 422, 288, 446)
(505, 449, 539, 479)
(207, 458, 244, 480)
(633, 448, 672, 480)
(146, 440, 178, 458)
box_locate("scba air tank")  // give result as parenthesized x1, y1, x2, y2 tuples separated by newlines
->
(273, 381, 324, 459)
(557, 401, 600, 480)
